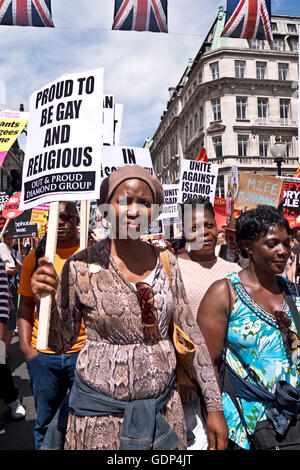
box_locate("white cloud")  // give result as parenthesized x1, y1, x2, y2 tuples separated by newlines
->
(0, 0, 258, 148)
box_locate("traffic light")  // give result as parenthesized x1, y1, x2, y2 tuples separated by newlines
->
(8, 169, 21, 196)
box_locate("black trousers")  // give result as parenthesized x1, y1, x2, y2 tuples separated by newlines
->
(0, 363, 18, 404)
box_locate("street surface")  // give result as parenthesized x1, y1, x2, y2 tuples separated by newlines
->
(0, 334, 35, 450)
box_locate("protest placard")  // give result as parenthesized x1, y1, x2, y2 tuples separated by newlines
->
(235, 172, 283, 211)
(0, 192, 9, 229)
(2, 192, 24, 220)
(13, 211, 38, 238)
(114, 103, 123, 146)
(19, 68, 104, 211)
(0, 109, 28, 167)
(141, 220, 163, 238)
(100, 146, 153, 181)
(177, 159, 218, 205)
(278, 177, 300, 225)
(103, 95, 115, 146)
(30, 202, 50, 224)
(157, 184, 179, 220)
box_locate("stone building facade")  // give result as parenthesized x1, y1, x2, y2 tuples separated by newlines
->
(0, 140, 24, 193)
(149, 8, 299, 197)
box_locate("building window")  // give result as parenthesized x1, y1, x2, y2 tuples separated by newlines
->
(256, 61, 267, 79)
(211, 98, 221, 121)
(273, 39, 284, 51)
(235, 60, 246, 78)
(210, 62, 219, 80)
(278, 63, 289, 80)
(163, 150, 167, 166)
(185, 126, 188, 146)
(287, 23, 297, 33)
(236, 97, 247, 119)
(194, 113, 198, 133)
(189, 119, 193, 139)
(290, 39, 299, 52)
(281, 137, 292, 158)
(212, 136, 222, 158)
(238, 135, 249, 157)
(280, 99, 291, 122)
(258, 98, 269, 121)
(199, 107, 204, 128)
(271, 22, 278, 31)
(252, 39, 263, 50)
(259, 136, 270, 157)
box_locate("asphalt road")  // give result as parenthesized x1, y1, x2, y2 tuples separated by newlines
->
(0, 334, 36, 450)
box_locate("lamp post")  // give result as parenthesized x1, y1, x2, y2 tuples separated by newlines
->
(270, 133, 287, 177)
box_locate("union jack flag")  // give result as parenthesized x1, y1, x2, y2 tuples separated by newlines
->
(0, 0, 54, 27)
(221, 0, 273, 41)
(112, 0, 168, 33)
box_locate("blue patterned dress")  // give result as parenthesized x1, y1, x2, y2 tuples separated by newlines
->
(222, 273, 300, 450)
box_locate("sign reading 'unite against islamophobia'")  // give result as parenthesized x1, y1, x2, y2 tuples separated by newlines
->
(19, 68, 104, 211)
(177, 159, 219, 205)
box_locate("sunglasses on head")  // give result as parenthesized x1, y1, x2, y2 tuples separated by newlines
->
(274, 310, 299, 362)
(135, 281, 161, 346)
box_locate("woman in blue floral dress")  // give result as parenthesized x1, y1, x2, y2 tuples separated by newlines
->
(197, 205, 300, 450)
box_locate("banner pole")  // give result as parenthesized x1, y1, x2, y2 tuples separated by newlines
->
(0, 218, 10, 241)
(36, 201, 59, 350)
(80, 200, 90, 251)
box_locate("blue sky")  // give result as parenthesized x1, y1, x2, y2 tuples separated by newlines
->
(0, 0, 299, 150)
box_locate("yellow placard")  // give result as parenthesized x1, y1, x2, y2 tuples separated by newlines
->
(31, 209, 49, 225)
(0, 110, 29, 167)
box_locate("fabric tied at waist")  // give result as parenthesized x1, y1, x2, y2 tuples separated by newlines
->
(223, 365, 300, 435)
(69, 371, 180, 450)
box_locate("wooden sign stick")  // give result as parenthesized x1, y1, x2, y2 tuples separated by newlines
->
(0, 218, 10, 241)
(80, 200, 90, 251)
(36, 201, 59, 350)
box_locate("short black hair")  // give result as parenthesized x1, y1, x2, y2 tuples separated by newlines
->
(179, 196, 215, 223)
(236, 205, 291, 254)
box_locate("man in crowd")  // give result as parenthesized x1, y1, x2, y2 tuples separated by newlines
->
(0, 255, 25, 419)
(18, 201, 86, 450)
(0, 231, 20, 357)
(218, 218, 249, 269)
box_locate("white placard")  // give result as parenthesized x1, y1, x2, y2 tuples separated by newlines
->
(20, 68, 104, 210)
(100, 145, 154, 181)
(114, 103, 124, 146)
(158, 184, 179, 220)
(177, 159, 218, 205)
(103, 95, 115, 146)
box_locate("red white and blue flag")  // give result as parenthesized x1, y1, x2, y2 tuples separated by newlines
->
(112, 0, 168, 33)
(0, 0, 54, 27)
(221, 0, 272, 41)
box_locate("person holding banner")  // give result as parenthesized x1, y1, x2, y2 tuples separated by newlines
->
(0, 256, 26, 420)
(219, 219, 249, 269)
(177, 197, 240, 450)
(18, 201, 86, 450)
(0, 231, 20, 357)
(197, 205, 300, 450)
(31, 165, 228, 450)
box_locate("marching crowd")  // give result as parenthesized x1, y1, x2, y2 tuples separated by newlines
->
(0, 165, 299, 451)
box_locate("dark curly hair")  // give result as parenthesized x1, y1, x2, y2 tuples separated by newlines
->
(236, 205, 291, 257)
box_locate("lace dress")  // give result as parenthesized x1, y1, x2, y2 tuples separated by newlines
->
(223, 272, 300, 450)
